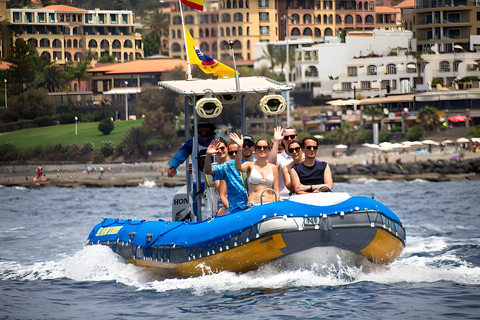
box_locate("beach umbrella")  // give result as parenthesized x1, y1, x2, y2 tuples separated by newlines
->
(471, 137, 480, 143)
(335, 144, 348, 149)
(442, 139, 455, 145)
(389, 143, 404, 149)
(314, 135, 324, 139)
(422, 139, 440, 145)
(456, 137, 471, 143)
(379, 142, 392, 147)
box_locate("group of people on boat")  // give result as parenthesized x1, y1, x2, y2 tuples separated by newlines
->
(167, 119, 333, 217)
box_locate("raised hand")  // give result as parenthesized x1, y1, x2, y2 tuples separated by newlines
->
(207, 139, 222, 154)
(229, 132, 243, 147)
(273, 126, 283, 142)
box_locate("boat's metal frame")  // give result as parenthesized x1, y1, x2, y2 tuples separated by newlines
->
(87, 76, 406, 278)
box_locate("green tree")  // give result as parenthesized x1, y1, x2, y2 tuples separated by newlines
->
(121, 126, 150, 159)
(143, 33, 160, 57)
(363, 105, 383, 128)
(98, 118, 115, 135)
(258, 44, 276, 71)
(406, 51, 425, 86)
(417, 106, 440, 134)
(336, 123, 358, 147)
(66, 59, 92, 91)
(406, 124, 423, 141)
(8, 88, 56, 121)
(142, 9, 170, 56)
(140, 84, 177, 148)
(6, 38, 38, 94)
(98, 49, 117, 63)
(34, 61, 69, 92)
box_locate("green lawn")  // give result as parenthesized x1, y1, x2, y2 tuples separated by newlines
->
(0, 120, 143, 149)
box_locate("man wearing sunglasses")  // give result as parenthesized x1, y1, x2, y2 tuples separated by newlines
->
(276, 127, 299, 199)
(168, 118, 222, 185)
(290, 136, 333, 194)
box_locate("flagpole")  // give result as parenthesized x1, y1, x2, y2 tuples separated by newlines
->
(179, 0, 193, 80)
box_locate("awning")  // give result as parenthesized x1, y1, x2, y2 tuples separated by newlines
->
(357, 94, 415, 105)
(448, 115, 466, 122)
(102, 88, 142, 95)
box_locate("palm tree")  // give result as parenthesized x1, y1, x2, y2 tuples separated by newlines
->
(336, 122, 358, 147)
(363, 105, 383, 129)
(35, 62, 69, 92)
(417, 106, 440, 134)
(406, 51, 425, 87)
(257, 44, 276, 71)
(121, 126, 150, 159)
(66, 59, 92, 91)
(142, 9, 170, 56)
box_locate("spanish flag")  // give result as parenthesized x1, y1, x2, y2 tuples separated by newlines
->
(181, 0, 204, 11)
(184, 27, 236, 79)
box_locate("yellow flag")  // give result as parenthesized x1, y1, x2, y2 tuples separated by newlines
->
(184, 27, 236, 79)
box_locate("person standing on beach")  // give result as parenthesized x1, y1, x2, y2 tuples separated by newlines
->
(36, 166, 43, 180)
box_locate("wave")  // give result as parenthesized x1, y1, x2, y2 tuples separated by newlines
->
(2, 244, 480, 294)
(138, 180, 157, 188)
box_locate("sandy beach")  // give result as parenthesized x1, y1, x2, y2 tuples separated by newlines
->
(1, 145, 479, 187)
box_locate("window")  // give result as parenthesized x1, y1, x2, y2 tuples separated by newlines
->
(368, 65, 377, 75)
(447, 28, 461, 39)
(259, 12, 269, 21)
(211, 14, 218, 23)
(86, 14, 93, 23)
(392, 80, 396, 89)
(439, 61, 450, 72)
(185, 15, 194, 24)
(348, 67, 358, 76)
(221, 13, 231, 22)
(234, 13, 243, 22)
(199, 15, 209, 24)
(365, 15, 374, 23)
(387, 64, 397, 74)
(260, 26, 269, 35)
(361, 81, 371, 89)
(342, 82, 352, 90)
(259, 0, 269, 8)
(345, 15, 353, 24)
(447, 12, 461, 23)
(426, 30, 433, 40)
(13, 12, 20, 22)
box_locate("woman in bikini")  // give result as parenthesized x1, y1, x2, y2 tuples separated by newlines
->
(231, 134, 279, 205)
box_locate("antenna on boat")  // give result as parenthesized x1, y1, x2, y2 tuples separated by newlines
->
(228, 40, 245, 134)
(228, 40, 240, 90)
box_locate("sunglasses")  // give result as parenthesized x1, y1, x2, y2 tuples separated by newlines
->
(198, 124, 211, 129)
(255, 145, 269, 150)
(305, 145, 318, 150)
(217, 146, 226, 151)
(283, 135, 296, 140)
(228, 151, 237, 156)
(288, 147, 301, 153)
(243, 142, 254, 148)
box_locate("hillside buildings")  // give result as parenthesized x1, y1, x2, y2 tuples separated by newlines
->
(5, 5, 144, 64)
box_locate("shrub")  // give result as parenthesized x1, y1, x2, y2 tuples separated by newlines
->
(0, 142, 20, 162)
(100, 141, 115, 157)
(80, 142, 95, 155)
(355, 129, 372, 143)
(406, 124, 423, 141)
(98, 118, 115, 135)
(34, 115, 58, 127)
(379, 131, 390, 142)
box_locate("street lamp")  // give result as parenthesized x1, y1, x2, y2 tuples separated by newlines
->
(4, 79, 7, 109)
(124, 81, 128, 121)
(281, 15, 294, 126)
(75, 116, 78, 135)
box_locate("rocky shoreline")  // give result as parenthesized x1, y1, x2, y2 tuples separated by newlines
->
(1, 157, 479, 188)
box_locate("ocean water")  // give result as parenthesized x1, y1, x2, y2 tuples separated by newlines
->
(1, 179, 479, 319)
